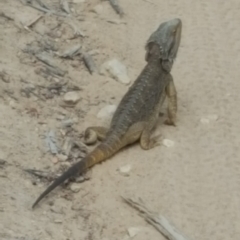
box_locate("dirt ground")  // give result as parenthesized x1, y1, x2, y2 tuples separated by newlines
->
(1, 0, 240, 239)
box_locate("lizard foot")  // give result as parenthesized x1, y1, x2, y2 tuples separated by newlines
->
(140, 133, 162, 150)
(149, 134, 162, 149)
(84, 128, 97, 145)
(164, 119, 176, 126)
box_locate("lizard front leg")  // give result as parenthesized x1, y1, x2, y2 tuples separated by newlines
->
(84, 126, 109, 145)
(164, 76, 177, 126)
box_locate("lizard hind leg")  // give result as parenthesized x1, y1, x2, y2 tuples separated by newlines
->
(139, 95, 165, 150)
(84, 126, 109, 145)
(140, 129, 161, 150)
(121, 122, 146, 146)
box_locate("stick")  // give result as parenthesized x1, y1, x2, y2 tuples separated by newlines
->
(26, 15, 43, 28)
(22, 15, 43, 32)
(122, 196, 193, 240)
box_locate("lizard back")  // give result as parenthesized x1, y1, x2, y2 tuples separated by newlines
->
(108, 52, 170, 138)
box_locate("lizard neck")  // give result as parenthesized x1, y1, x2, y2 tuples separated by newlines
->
(147, 54, 173, 73)
(146, 44, 174, 73)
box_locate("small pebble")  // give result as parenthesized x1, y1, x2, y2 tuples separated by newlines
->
(25, 83, 35, 90)
(56, 115, 65, 120)
(107, 19, 127, 25)
(9, 100, 17, 109)
(70, 183, 81, 193)
(50, 206, 64, 214)
(200, 114, 218, 124)
(127, 227, 141, 238)
(60, 162, 71, 168)
(100, 58, 130, 84)
(162, 139, 175, 147)
(61, 118, 78, 127)
(118, 164, 131, 176)
(57, 154, 68, 162)
(97, 105, 117, 120)
(52, 156, 59, 164)
(200, 118, 210, 124)
(63, 91, 81, 104)
(71, 60, 80, 68)
(54, 219, 63, 224)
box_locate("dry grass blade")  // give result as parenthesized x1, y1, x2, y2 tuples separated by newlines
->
(122, 196, 193, 240)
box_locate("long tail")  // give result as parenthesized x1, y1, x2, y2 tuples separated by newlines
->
(32, 139, 120, 208)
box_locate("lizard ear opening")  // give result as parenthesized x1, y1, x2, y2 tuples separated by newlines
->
(162, 59, 173, 73)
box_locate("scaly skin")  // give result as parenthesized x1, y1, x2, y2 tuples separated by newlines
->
(32, 18, 182, 208)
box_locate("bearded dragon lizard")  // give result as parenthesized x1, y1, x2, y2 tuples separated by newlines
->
(32, 18, 182, 208)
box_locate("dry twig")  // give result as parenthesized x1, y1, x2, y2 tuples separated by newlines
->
(25, 15, 43, 28)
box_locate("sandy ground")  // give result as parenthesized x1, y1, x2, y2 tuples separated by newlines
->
(1, 0, 240, 239)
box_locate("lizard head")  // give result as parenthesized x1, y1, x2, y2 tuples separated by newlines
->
(145, 18, 182, 71)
